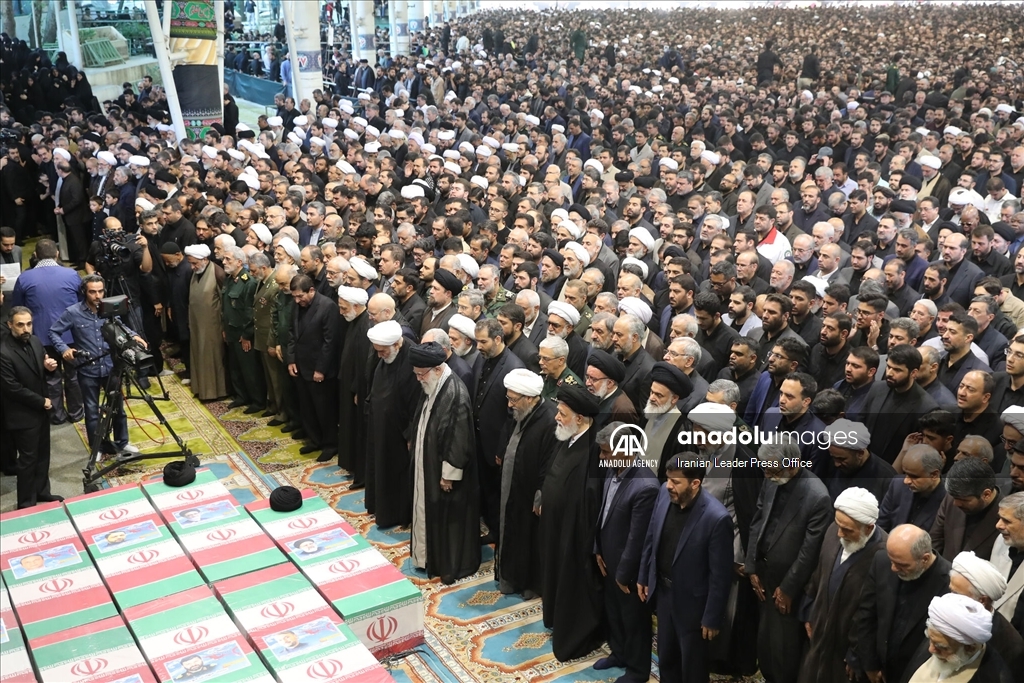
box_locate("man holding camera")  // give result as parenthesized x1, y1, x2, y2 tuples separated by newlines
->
(48, 275, 146, 456)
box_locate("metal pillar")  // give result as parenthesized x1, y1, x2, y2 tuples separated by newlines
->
(389, 0, 408, 57)
(282, 0, 325, 103)
(350, 0, 376, 65)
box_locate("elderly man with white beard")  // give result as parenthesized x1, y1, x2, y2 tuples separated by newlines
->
(905, 593, 1014, 682)
(799, 488, 888, 683)
(557, 241, 590, 301)
(547, 300, 589, 378)
(685, 402, 764, 679)
(448, 313, 482, 380)
(407, 341, 481, 585)
(944, 551, 1024, 679)
(335, 286, 371, 475)
(496, 369, 557, 600)
(364, 320, 419, 529)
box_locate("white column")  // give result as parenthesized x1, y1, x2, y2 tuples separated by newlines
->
(350, 0, 376, 65)
(65, 1, 84, 69)
(407, 0, 423, 35)
(389, 0, 408, 57)
(283, 0, 325, 103)
(445, 0, 455, 21)
(144, 2, 187, 142)
(430, 0, 443, 27)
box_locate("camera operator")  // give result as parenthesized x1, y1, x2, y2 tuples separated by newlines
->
(48, 274, 146, 456)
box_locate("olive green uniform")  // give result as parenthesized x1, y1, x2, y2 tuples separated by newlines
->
(222, 270, 265, 408)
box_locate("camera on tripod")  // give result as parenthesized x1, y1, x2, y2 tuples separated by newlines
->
(98, 229, 133, 261)
(99, 295, 153, 370)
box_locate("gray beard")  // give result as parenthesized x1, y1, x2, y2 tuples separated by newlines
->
(418, 374, 440, 396)
(452, 343, 472, 357)
(382, 347, 399, 364)
(839, 534, 870, 557)
(929, 648, 977, 679)
(554, 422, 576, 441)
(644, 400, 672, 415)
(590, 383, 613, 400)
(547, 328, 568, 340)
(591, 337, 613, 351)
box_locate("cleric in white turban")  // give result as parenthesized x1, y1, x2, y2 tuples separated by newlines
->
(184, 243, 211, 260)
(618, 296, 653, 325)
(951, 551, 1007, 604)
(337, 286, 369, 307)
(503, 368, 544, 398)
(349, 257, 378, 282)
(628, 227, 655, 254)
(562, 241, 590, 268)
(907, 593, 1006, 682)
(547, 301, 580, 328)
(687, 402, 735, 432)
(276, 237, 301, 264)
(834, 487, 879, 526)
(366, 320, 403, 347)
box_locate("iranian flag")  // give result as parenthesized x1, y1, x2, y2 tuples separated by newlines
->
(29, 614, 157, 683)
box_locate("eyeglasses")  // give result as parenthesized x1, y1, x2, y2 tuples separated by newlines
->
(767, 352, 790, 362)
(1005, 348, 1024, 361)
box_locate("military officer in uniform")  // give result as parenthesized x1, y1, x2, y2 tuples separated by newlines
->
(249, 252, 279, 418)
(538, 335, 582, 401)
(220, 246, 265, 413)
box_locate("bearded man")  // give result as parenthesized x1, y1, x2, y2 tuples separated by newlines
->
(905, 593, 1014, 681)
(185, 243, 227, 400)
(335, 286, 371, 471)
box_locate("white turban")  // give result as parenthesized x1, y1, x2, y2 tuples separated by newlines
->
(135, 198, 155, 211)
(349, 257, 378, 281)
(833, 487, 879, 525)
(952, 551, 1007, 601)
(618, 296, 652, 324)
(1001, 405, 1024, 434)
(249, 223, 272, 245)
(551, 208, 569, 222)
(184, 244, 211, 259)
(53, 147, 71, 160)
(227, 148, 245, 161)
(504, 368, 544, 397)
(547, 301, 580, 327)
(700, 150, 721, 165)
(483, 136, 500, 150)
(308, 136, 326, 148)
(322, 118, 338, 129)
(628, 228, 655, 252)
(456, 253, 479, 279)
(277, 237, 301, 263)
(97, 151, 117, 165)
(560, 219, 583, 240)
(927, 593, 993, 645)
(562, 241, 590, 267)
(825, 418, 871, 450)
(129, 155, 150, 167)
(688, 403, 735, 432)
(442, 150, 461, 160)
(343, 128, 359, 140)
(352, 117, 368, 128)
(470, 175, 488, 189)
(438, 130, 455, 141)
(293, 115, 308, 127)
(400, 184, 425, 199)
(367, 320, 402, 345)
(443, 161, 461, 175)
(659, 157, 679, 171)
(621, 257, 649, 279)
(337, 286, 368, 306)
(448, 313, 477, 340)
(267, 116, 283, 127)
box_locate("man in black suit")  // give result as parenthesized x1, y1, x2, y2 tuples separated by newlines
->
(54, 160, 92, 267)
(285, 275, 340, 458)
(940, 233, 984, 308)
(876, 445, 947, 532)
(592, 422, 660, 683)
(472, 318, 525, 544)
(745, 442, 832, 683)
(861, 344, 940, 464)
(613, 313, 655, 412)
(638, 457, 733, 683)
(1, 307, 62, 508)
(393, 268, 427, 336)
(852, 524, 951, 683)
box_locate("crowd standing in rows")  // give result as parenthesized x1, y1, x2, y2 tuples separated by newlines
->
(3, 4, 1024, 682)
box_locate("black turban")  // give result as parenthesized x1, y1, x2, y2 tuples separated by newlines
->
(154, 169, 177, 184)
(432, 269, 463, 297)
(557, 384, 601, 416)
(634, 175, 657, 189)
(162, 460, 196, 487)
(614, 171, 634, 183)
(568, 203, 592, 221)
(899, 174, 921, 191)
(542, 248, 564, 268)
(269, 485, 302, 512)
(409, 341, 448, 368)
(992, 221, 1015, 242)
(661, 245, 685, 259)
(889, 199, 917, 214)
(650, 361, 693, 398)
(588, 350, 626, 384)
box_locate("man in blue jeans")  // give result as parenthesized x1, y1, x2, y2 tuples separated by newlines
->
(49, 274, 145, 456)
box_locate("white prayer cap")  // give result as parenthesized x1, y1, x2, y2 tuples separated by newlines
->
(688, 403, 735, 432)
(833, 487, 879, 525)
(440, 161, 459, 175)
(551, 208, 569, 222)
(547, 301, 580, 327)
(659, 157, 679, 171)
(590, 109, 604, 120)
(801, 275, 828, 299)
(367, 320, 402, 345)
(502, 142, 519, 153)
(184, 244, 211, 259)
(927, 593, 993, 645)
(504, 368, 544, 397)
(475, 145, 492, 158)
(293, 115, 308, 127)
(339, 101, 354, 114)
(551, 124, 565, 134)
(278, 237, 301, 263)
(562, 241, 590, 267)
(400, 184, 425, 199)
(365, 125, 380, 138)
(129, 155, 150, 166)
(943, 125, 962, 136)
(459, 141, 475, 154)
(920, 155, 942, 170)
(558, 220, 582, 240)
(996, 103, 1014, 114)
(337, 286, 369, 306)
(846, 101, 858, 111)
(322, 117, 339, 128)
(357, 93, 371, 102)
(652, 85, 663, 93)
(267, 116, 283, 126)
(309, 136, 327, 148)
(442, 150, 461, 160)
(135, 198, 155, 211)
(227, 148, 245, 160)
(287, 132, 303, 145)
(97, 151, 117, 165)
(352, 117, 368, 128)
(421, 143, 436, 154)
(952, 551, 1007, 601)
(628, 228, 655, 251)
(618, 296, 652, 324)
(668, 77, 679, 84)
(438, 129, 455, 141)
(343, 128, 359, 141)
(241, 174, 259, 190)
(470, 175, 488, 189)
(621, 256, 648, 279)
(1001, 405, 1024, 434)
(583, 158, 604, 174)
(482, 136, 500, 150)
(825, 418, 871, 450)
(409, 131, 425, 146)
(525, 115, 540, 126)
(448, 313, 477, 340)
(53, 147, 71, 160)
(455, 254, 478, 279)
(349, 257, 378, 281)
(249, 223, 272, 245)
(700, 150, 721, 165)
(334, 160, 355, 176)
(364, 141, 381, 154)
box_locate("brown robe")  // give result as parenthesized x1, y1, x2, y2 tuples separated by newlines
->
(187, 263, 227, 400)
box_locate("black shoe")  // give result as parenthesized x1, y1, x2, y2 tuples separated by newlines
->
(593, 655, 625, 671)
(267, 418, 285, 427)
(50, 417, 67, 426)
(299, 444, 320, 455)
(243, 405, 264, 415)
(227, 399, 246, 409)
(348, 480, 365, 490)
(280, 423, 298, 433)
(480, 532, 497, 545)
(37, 494, 65, 503)
(316, 449, 336, 463)
(261, 409, 277, 418)
(291, 429, 307, 440)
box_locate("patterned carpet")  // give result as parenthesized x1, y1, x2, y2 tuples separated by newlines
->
(83, 363, 760, 682)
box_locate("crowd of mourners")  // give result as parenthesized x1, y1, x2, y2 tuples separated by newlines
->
(3, 3, 1024, 682)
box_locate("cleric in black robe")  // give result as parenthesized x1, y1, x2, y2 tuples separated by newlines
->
(540, 384, 605, 661)
(336, 287, 372, 477)
(364, 321, 420, 528)
(497, 368, 558, 598)
(408, 341, 481, 584)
